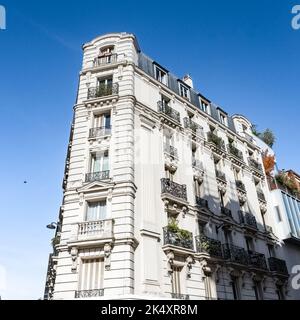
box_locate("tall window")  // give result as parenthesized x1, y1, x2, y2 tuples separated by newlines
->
(194, 180, 203, 198)
(79, 258, 104, 292)
(171, 266, 182, 295)
(245, 237, 255, 253)
(253, 281, 264, 300)
(231, 276, 241, 300)
(86, 201, 107, 221)
(179, 83, 190, 100)
(224, 229, 233, 244)
(91, 151, 109, 173)
(99, 46, 114, 56)
(154, 65, 168, 85)
(98, 77, 113, 95)
(94, 113, 111, 129)
(200, 100, 209, 113)
(219, 112, 227, 126)
(267, 244, 275, 257)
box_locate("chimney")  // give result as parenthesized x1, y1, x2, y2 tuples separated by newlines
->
(182, 74, 193, 88)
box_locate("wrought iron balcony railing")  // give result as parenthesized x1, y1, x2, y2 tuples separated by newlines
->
(228, 144, 244, 160)
(192, 159, 203, 171)
(221, 206, 232, 218)
(171, 293, 190, 300)
(75, 289, 104, 298)
(195, 235, 223, 258)
(238, 210, 258, 229)
(89, 126, 111, 138)
(256, 188, 266, 202)
(215, 170, 226, 183)
(164, 144, 178, 158)
(249, 251, 268, 270)
(86, 171, 110, 182)
(93, 53, 118, 67)
(236, 180, 246, 192)
(183, 118, 204, 137)
(87, 83, 119, 99)
(268, 257, 289, 275)
(157, 101, 181, 123)
(248, 157, 263, 173)
(161, 178, 187, 201)
(207, 132, 226, 151)
(77, 219, 113, 239)
(222, 244, 249, 265)
(163, 227, 194, 250)
(195, 196, 208, 208)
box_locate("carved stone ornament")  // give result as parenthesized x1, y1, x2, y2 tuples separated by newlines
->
(70, 247, 78, 272)
(104, 243, 112, 271)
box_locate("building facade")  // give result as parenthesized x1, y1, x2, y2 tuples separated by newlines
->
(44, 33, 295, 300)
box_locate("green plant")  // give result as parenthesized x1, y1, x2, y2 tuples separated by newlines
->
(167, 218, 180, 233)
(179, 229, 192, 240)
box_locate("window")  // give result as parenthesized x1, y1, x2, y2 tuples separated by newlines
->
(224, 230, 233, 244)
(194, 180, 203, 198)
(233, 167, 241, 181)
(91, 151, 109, 173)
(94, 113, 111, 130)
(231, 276, 241, 300)
(276, 285, 285, 300)
(179, 83, 190, 100)
(154, 65, 168, 85)
(171, 266, 182, 295)
(99, 46, 114, 56)
(245, 237, 255, 253)
(79, 258, 104, 292)
(267, 244, 275, 258)
(253, 281, 264, 300)
(200, 100, 209, 113)
(97, 77, 113, 95)
(219, 112, 227, 126)
(86, 201, 107, 221)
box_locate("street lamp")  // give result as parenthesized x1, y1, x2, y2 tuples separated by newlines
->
(46, 222, 61, 232)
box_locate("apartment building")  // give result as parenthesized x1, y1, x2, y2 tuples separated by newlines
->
(44, 32, 292, 300)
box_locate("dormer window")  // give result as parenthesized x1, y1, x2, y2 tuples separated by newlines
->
(99, 46, 114, 56)
(179, 83, 190, 100)
(200, 100, 209, 113)
(154, 64, 168, 85)
(219, 111, 227, 126)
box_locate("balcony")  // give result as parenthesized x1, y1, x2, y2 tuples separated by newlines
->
(222, 244, 249, 265)
(256, 188, 266, 202)
(228, 144, 244, 161)
(171, 293, 190, 300)
(265, 225, 273, 234)
(238, 211, 258, 229)
(183, 118, 204, 138)
(163, 226, 194, 250)
(235, 180, 246, 192)
(268, 257, 289, 275)
(75, 289, 104, 298)
(215, 170, 226, 183)
(221, 206, 232, 218)
(161, 178, 187, 201)
(249, 252, 268, 270)
(164, 144, 178, 159)
(195, 235, 223, 258)
(89, 126, 111, 139)
(87, 83, 119, 99)
(93, 53, 118, 67)
(195, 196, 208, 208)
(157, 101, 180, 124)
(86, 171, 110, 182)
(248, 157, 263, 173)
(207, 132, 226, 151)
(77, 219, 114, 240)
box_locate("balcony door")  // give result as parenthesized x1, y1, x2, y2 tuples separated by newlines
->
(94, 114, 111, 129)
(98, 77, 112, 87)
(79, 258, 104, 292)
(91, 152, 109, 174)
(171, 266, 182, 296)
(86, 201, 107, 221)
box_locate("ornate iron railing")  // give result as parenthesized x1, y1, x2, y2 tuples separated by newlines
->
(164, 144, 178, 158)
(238, 210, 257, 229)
(195, 196, 208, 208)
(248, 157, 263, 172)
(93, 54, 118, 67)
(157, 101, 181, 123)
(221, 206, 232, 218)
(171, 293, 190, 300)
(236, 180, 246, 192)
(249, 251, 268, 270)
(195, 235, 223, 258)
(268, 257, 289, 275)
(228, 144, 243, 160)
(161, 178, 187, 201)
(256, 188, 266, 202)
(86, 171, 110, 182)
(192, 159, 203, 171)
(75, 289, 104, 298)
(89, 126, 111, 138)
(163, 227, 194, 250)
(215, 170, 226, 182)
(222, 244, 249, 265)
(207, 132, 226, 151)
(87, 83, 119, 99)
(183, 118, 204, 137)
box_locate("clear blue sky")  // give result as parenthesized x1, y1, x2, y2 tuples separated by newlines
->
(0, 0, 299, 299)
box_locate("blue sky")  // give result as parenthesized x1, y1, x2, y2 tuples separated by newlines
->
(0, 0, 299, 299)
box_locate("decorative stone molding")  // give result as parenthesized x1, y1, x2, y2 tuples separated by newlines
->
(200, 259, 212, 278)
(104, 243, 112, 271)
(166, 251, 175, 275)
(70, 247, 78, 272)
(259, 200, 267, 213)
(186, 255, 194, 278)
(193, 168, 205, 184)
(217, 181, 227, 195)
(237, 189, 247, 205)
